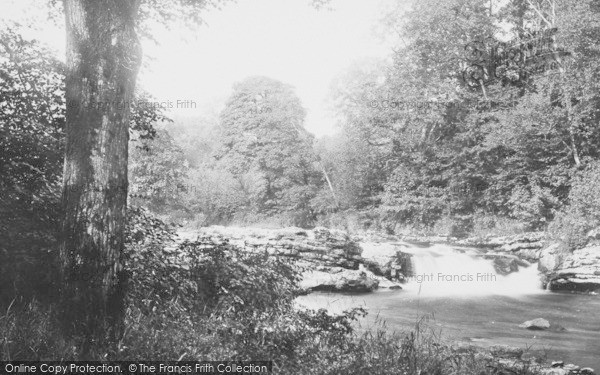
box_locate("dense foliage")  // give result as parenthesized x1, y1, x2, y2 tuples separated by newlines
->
(0, 27, 65, 305)
(145, 76, 328, 227)
(213, 76, 324, 225)
(320, 0, 600, 240)
(0, 24, 167, 305)
(120, 1, 600, 241)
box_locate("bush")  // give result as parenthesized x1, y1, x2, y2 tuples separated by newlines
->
(125, 209, 303, 316)
(0, 28, 64, 306)
(113, 214, 378, 366)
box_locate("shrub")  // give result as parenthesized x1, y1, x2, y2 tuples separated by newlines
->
(125, 209, 303, 317)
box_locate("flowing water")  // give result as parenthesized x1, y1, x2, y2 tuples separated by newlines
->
(296, 243, 600, 368)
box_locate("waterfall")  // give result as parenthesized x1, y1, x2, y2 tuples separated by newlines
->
(401, 244, 543, 297)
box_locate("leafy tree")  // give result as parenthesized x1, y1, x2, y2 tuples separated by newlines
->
(215, 76, 323, 225)
(0, 15, 171, 341)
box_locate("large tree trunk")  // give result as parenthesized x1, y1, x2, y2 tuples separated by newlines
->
(60, 0, 142, 345)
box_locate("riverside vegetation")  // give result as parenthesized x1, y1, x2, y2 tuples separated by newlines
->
(1, 0, 600, 373)
(0, 210, 590, 374)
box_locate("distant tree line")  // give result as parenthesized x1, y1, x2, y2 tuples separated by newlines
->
(318, 0, 600, 239)
(129, 1, 600, 243)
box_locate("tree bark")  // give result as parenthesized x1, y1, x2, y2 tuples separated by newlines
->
(60, 0, 142, 345)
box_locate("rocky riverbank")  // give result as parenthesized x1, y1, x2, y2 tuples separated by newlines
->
(181, 226, 406, 293)
(539, 244, 600, 293)
(535, 229, 600, 293)
(180, 226, 538, 293)
(179, 226, 600, 294)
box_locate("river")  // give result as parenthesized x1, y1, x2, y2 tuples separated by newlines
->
(296, 243, 600, 368)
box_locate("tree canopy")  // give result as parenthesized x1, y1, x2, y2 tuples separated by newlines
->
(215, 76, 323, 223)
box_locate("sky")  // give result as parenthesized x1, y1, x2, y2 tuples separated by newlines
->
(1, 0, 400, 137)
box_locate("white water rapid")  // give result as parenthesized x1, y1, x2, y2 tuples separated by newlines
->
(399, 243, 543, 297)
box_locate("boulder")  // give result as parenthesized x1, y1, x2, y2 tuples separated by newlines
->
(300, 268, 379, 293)
(519, 318, 550, 330)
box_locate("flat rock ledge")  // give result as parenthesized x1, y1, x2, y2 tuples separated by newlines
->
(182, 226, 403, 293)
(394, 231, 545, 263)
(454, 232, 545, 262)
(536, 227, 600, 293)
(541, 245, 600, 293)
